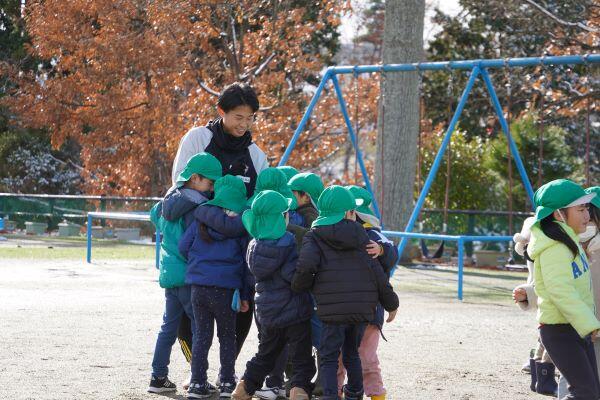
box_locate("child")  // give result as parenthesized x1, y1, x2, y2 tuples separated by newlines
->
(335, 186, 398, 400)
(247, 167, 297, 209)
(179, 175, 253, 399)
(232, 190, 315, 400)
(511, 217, 558, 395)
(291, 185, 399, 400)
(147, 152, 222, 394)
(277, 165, 299, 182)
(529, 179, 600, 399)
(250, 171, 324, 399)
(584, 187, 600, 381)
(287, 172, 324, 246)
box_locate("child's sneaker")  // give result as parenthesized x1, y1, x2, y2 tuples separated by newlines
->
(148, 375, 177, 393)
(219, 382, 236, 398)
(255, 385, 285, 400)
(187, 382, 217, 399)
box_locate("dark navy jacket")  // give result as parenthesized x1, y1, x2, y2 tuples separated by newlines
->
(366, 227, 399, 329)
(292, 220, 399, 324)
(162, 187, 210, 228)
(179, 205, 253, 300)
(247, 232, 312, 329)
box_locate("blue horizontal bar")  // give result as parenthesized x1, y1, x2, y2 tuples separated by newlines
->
(461, 236, 513, 243)
(383, 231, 514, 243)
(330, 54, 600, 74)
(382, 231, 461, 241)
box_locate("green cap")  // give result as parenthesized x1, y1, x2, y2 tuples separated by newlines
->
(585, 186, 600, 209)
(312, 185, 364, 228)
(204, 175, 248, 214)
(346, 185, 375, 216)
(247, 167, 297, 209)
(277, 166, 299, 182)
(176, 152, 222, 186)
(288, 172, 325, 205)
(242, 190, 292, 240)
(533, 179, 595, 222)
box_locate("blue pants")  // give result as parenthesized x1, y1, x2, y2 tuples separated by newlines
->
(319, 322, 366, 399)
(191, 285, 237, 385)
(151, 286, 195, 377)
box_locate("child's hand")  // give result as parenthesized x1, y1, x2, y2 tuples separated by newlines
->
(386, 309, 397, 323)
(366, 240, 383, 258)
(512, 287, 527, 303)
(240, 300, 250, 313)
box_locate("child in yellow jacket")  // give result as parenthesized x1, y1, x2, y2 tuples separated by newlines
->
(529, 179, 600, 399)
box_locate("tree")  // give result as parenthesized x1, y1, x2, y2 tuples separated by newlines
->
(0, 0, 82, 194)
(485, 112, 582, 211)
(375, 0, 425, 231)
(6, 0, 349, 196)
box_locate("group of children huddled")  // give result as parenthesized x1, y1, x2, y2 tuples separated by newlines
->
(148, 153, 399, 400)
(512, 179, 600, 399)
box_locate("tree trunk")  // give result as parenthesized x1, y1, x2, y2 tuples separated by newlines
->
(375, 0, 425, 231)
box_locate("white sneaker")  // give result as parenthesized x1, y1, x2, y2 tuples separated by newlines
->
(255, 386, 286, 400)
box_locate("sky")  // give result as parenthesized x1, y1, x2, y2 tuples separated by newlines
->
(339, 0, 462, 45)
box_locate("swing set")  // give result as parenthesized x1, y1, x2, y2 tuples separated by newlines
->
(278, 54, 599, 300)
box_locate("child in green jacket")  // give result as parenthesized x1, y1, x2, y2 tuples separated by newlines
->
(148, 152, 222, 394)
(530, 179, 600, 399)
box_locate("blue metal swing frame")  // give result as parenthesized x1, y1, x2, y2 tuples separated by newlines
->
(278, 54, 600, 300)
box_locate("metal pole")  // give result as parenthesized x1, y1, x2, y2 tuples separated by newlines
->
(458, 237, 465, 301)
(480, 68, 535, 206)
(397, 66, 481, 258)
(330, 74, 382, 219)
(278, 69, 332, 166)
(86, 214, 92, 264)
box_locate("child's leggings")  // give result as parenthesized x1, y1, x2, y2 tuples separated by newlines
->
(337, 324, 385, 396)
(190, 285, 237, 385)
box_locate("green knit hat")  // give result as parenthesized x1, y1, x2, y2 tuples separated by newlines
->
(586, 186, 600, 209)
(242, 190, 292, 240)
(247, 167, 297, 210)
(277, 166, 299, 182)
(176, 152, 222, 186)
(204, 175, 248, 214)
(312, 185, 364, 228)
(533, 179, 595, 222)
(288, 172, 325, 205)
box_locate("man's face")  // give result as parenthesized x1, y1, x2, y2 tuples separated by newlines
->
(218, 105, 255, 137)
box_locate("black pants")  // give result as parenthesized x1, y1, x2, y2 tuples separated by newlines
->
(190, 286, 237, 385)
(540, 324, 600, 400)
(236, 298, 254, 356)
(178, 298, 254, 361)
(242, 319, 315, 395)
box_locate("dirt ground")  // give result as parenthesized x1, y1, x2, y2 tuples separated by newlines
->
(0, 255, 542, 400)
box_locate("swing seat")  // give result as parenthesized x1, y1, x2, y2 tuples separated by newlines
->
(420, 239, 445, 259)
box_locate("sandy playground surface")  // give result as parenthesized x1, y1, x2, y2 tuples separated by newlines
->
(0, 252, 543, 400)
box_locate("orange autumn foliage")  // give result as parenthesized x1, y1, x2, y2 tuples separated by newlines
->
(6, 0, 352, 195)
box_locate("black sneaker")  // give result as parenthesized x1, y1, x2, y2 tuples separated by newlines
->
(219, 382, 235, 398)
(148, 376, 177, 393)
(187, 382, 217, 399)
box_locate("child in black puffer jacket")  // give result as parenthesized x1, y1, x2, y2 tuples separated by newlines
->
(291, 185, 399, 400)
(232, 190, 315, 400)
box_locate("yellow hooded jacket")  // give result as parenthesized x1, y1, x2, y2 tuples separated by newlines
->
(530, 221, 600, 338)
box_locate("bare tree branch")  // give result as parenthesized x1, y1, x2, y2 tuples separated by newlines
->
(521, 0, 599, 32)
(198, 81, 220, 97)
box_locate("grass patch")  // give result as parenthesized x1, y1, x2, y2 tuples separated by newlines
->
(0, 234, 155, 260)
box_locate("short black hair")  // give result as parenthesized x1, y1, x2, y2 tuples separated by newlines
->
(217, 82, 260, 113)
(590, 204, 600, 228)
